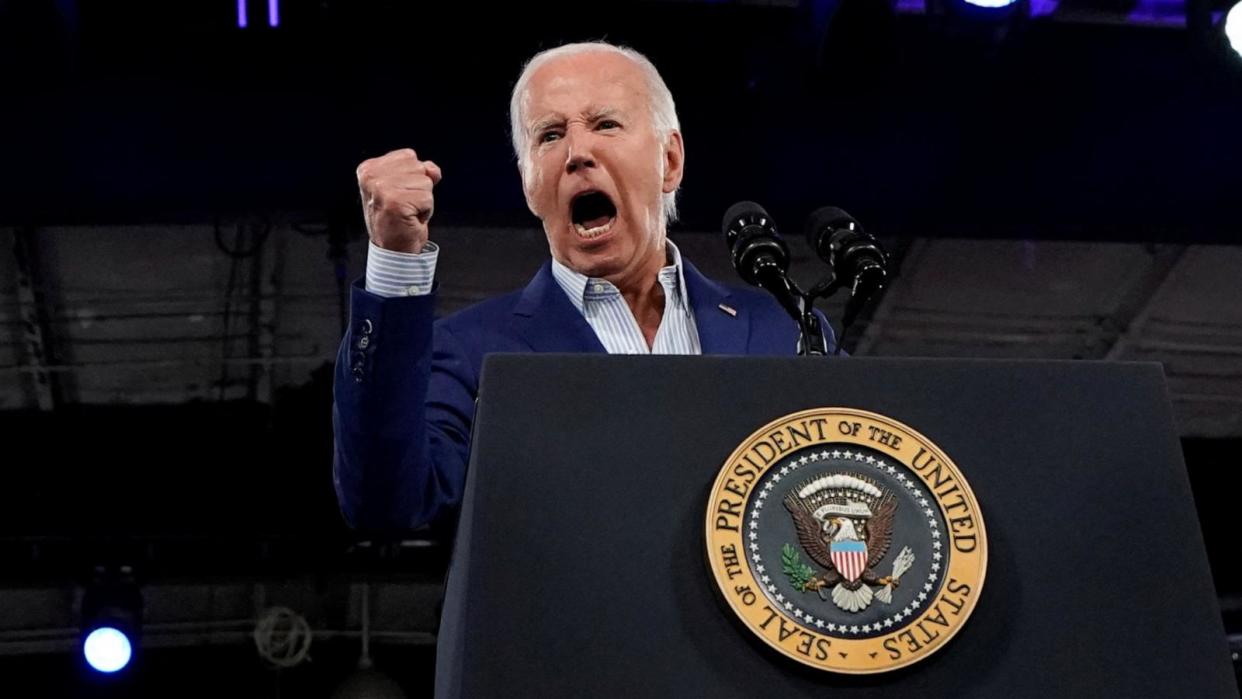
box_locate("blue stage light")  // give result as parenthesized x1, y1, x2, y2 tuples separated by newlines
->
(962, 0, 1020, 6)
(80, 566, 142, 677)
(83, 626, 133, 674)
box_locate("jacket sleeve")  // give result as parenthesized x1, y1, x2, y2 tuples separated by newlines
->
(331, 280, 479, 531)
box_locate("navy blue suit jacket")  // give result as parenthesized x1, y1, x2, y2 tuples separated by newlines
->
(332, 258, 838, 531)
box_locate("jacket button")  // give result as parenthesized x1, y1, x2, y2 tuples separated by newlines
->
(357, 335, 370, 349)
(360, 319, 373, 335)
(352, 365, 364, 382)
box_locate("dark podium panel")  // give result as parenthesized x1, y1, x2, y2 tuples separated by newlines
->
(436, 356, 1236, 698)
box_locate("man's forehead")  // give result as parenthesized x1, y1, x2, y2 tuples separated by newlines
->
(524, 53, 648, 121)
(530, 50, 645, 86)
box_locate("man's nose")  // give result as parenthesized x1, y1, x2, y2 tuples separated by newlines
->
(564, 129, 597, 174)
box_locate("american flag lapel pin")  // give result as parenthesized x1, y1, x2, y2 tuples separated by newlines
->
(718, 303, 737, 317)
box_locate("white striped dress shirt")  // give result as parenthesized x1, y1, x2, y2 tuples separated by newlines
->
(364, 239, 702, 355)
(548, 242, 701, 355)
(365, 241, 439, 297)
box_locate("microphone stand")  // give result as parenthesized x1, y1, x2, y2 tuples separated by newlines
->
(804, 262, 886, 356)
(751, 258, 830, 357)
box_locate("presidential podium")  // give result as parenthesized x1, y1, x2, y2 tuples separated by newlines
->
(434, 356, 1237, 698)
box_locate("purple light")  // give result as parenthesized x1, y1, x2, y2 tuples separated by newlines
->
(237, 0, 247, 28)
(268, 0, 279, 27)
(1127, 0, 1187, 28)
(1030, 0, 1059, 18)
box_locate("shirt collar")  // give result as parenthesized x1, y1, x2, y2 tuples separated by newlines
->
(550, 240, 691, 315)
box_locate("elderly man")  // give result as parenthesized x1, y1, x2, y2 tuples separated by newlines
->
(333, 42, 838, 531)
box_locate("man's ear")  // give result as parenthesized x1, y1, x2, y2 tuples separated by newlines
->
(661, 130, 685, 194)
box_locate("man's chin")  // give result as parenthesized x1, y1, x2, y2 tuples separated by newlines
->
(565, 258, 620, 280)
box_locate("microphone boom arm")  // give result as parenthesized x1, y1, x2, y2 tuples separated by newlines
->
(751, 258, 830, 356)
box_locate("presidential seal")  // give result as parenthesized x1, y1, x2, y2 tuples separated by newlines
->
(705, 408, 987, 674)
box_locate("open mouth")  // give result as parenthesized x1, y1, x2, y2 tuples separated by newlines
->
(570, 191, 618, 239)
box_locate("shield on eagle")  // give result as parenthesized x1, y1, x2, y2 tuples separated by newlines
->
(830, 539, 868, 583)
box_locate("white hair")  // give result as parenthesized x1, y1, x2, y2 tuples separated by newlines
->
(509, 41, 682, 226)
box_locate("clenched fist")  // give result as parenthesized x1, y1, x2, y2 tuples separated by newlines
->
(356, 149, 442, 253)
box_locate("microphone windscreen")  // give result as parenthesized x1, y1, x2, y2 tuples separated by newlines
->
(722, 201, 770, 234)
(803, 206, 858, 248)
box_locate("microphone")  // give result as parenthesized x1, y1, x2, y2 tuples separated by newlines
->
(804, 206, 888, 327)
(722, 200, 790, 290)
(723, 201, 829, 355)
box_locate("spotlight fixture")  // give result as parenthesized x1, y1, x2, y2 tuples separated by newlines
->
(80, 566, 142, 675)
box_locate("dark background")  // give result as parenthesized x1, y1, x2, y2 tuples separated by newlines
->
(3, 0, 1241, 239)
(0, 0, 1239, 696)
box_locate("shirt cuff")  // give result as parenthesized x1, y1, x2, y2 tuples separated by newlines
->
(365, 240, 439, 298)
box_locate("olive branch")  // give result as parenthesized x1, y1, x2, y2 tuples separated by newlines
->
(781, 543, 816, 591)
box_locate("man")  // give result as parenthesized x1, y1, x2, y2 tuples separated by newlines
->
(333, 42, 838, 531)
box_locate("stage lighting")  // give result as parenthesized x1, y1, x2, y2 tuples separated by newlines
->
(1226, 2, 1242, 58)
(237, 0, 281, 28)
(931, 0, 1029, 22)
(80, 567, 142, 676)
(83, 627, 132, 673)
(956, 0, 1026, 15)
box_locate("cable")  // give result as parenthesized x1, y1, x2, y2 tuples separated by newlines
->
(213, 215, 272, 400)
(218, 225, 244, 401)
(214, 217, 271, 259)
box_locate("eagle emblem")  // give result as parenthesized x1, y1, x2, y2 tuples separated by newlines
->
(706, 409, 988, 673)
(782, 473, 915, 613)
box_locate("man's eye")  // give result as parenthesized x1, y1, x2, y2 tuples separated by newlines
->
(538, 131, 562, 144)
(598, 120, 620, 130)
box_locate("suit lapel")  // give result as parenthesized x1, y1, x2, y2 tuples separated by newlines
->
(509, 262, 607, 353)
(684, 261, 749, 355)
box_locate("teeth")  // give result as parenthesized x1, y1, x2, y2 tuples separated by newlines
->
(573, 217, 615, 239)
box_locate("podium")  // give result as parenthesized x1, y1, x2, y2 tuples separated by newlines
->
(435, 356, 1237, 697)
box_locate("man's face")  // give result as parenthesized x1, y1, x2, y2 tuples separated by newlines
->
(520, 51, 684, 285)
